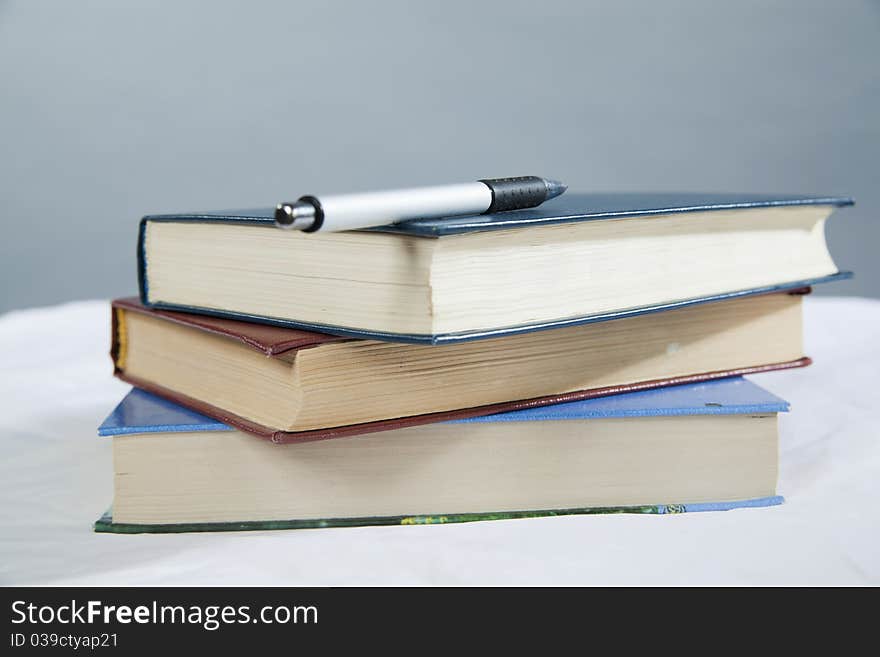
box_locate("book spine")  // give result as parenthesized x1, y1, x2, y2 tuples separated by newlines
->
(111, 307, 127, 372)
(137, 217, 149, 304)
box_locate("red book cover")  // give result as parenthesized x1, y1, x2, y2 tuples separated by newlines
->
(111, 292, 811, 444)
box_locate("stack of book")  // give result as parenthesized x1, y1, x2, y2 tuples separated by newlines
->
(95, 192, 852, 533)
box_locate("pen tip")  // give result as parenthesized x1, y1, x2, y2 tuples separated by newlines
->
(544, 178, 567, 200)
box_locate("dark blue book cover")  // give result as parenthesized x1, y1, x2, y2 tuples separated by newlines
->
(138, 192, 853, 344)
(142, 192, 853, 237)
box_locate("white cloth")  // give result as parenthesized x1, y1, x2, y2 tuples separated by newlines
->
(1, 297, 877, 586)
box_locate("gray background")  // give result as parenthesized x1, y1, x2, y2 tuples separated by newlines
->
(1, 0, 877, 313)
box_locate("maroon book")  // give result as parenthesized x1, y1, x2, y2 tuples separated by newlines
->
(111, 292, 811, 444)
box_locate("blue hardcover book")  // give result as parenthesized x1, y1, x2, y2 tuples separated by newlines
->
(137, 192, 852, 344)
(96, 377, 787, 534)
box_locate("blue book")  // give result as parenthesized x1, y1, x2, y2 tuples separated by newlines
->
(137, 192, 852, 343)
(96, 377, 786, 534)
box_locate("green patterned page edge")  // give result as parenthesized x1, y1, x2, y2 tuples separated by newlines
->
(94, 497, 783, 534)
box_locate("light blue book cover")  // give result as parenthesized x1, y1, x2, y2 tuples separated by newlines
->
(96, 377, 786, 533)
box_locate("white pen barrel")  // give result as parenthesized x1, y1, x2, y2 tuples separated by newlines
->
(318, 183, 492, 232)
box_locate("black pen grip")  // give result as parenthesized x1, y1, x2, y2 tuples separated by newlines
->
(479, 176, 548, 213)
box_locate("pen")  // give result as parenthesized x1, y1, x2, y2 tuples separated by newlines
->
(274, 176, 567, 232)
